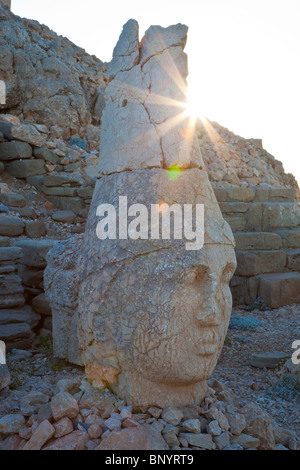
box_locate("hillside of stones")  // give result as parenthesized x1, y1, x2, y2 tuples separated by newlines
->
(0, 3, 297, 189)
(0, 3, 107, 141)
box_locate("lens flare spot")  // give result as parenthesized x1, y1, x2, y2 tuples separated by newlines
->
(182, 127, 191, 139)
(156, 201, 169, 214)
(167, 165, 181, 181)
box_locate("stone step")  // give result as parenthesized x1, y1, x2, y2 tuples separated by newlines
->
(258, 272, 300, 308)
(214, 187, 297, 203)
(11, 239, 57, 269)
(221, 201, 300, 232)
(231, 271, 300, 308)
(235, 250, 287, 277)
(234, 232, 282, 250)
(274, 228, 300, 249)
(286, 249, 300, 271)
(230, 275, 259, 306)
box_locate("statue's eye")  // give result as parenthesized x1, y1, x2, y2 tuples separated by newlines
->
(221, 262, 236, 282)
(182, 266, 208, 285)
(195, 265, 209, 282)
(183, 270, 197, 284)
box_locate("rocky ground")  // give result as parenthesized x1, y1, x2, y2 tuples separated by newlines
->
(213, 304, 300, 436)
(0, 305, 299, 451)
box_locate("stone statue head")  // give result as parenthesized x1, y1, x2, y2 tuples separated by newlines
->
(75, 167, 236, 407)
(45, 20, 237, 408)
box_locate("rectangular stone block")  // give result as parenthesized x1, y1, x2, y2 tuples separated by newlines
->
(77, 187, 94, 199)
(220, 202, 262, 232)
(0, 193, 26, 208)
(11, 239, 56, 268)
(276, 229, 300, 249)
(0, 306, 40, 327)
(33, 147, 58, 164)
(213, 188, 229, 202)
(0, 323, 32, 342)
(247, 204, 263, 231)
(230, 275, 259, 306)
(268, 188, 296, 202)
(227, 188, 255, 202)
(258, 273, 300, 308)
(0, 293, 25, 309)
(0, 247, 22, 262)
(224, 216, 247, 232)
(0, 216, 25, 237)
(0, 141, 32, 161)
(253, 189, 269, 202)
(234, 232, 282, 251)
(43, 173, 82, 187)
(5, 159, 46, 178)
(0, 273, 23, 296)
(26, 175, 45, 189)
(219, 202, 249, 214)
(179, 432, 213, 449)
(286, 249, 300, 271)
(42, 187, 78, 197)
(235, 250, 286, 277)
(45, 196, 85, 215)
(261, 202, 300, 230)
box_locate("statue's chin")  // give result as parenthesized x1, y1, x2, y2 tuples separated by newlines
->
(112, 370, 208, 408)
(125, 351, 218, 386)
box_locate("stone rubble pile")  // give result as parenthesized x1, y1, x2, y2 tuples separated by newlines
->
(0, 116, 98, 216)
(0, 376, 298, 450)
(198, 120, 298, 189)
(0, 3, 107, 137)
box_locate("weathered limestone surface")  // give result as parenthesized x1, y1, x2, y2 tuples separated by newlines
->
(45, 21, 236, 408)
(99, 20, 199, 175)
(0, 3, 106, 135)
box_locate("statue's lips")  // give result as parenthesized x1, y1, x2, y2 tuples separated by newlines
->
(195, 328, 220, 355)
(197, 343, 219, 355)
(196, 312, 221, 327)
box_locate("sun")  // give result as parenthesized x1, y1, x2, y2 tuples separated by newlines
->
(184, 87, 207, 123)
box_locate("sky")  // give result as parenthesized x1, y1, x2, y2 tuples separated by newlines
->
(12, 0, 300, 184)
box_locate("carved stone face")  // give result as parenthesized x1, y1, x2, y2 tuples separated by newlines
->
(68, 167, 238, 406)
(96, 244, 236, 386)
(130, 245, 235, 383)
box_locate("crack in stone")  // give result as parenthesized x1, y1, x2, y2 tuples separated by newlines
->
(140, 42, 185, 69)
(141, 71, 165, 168)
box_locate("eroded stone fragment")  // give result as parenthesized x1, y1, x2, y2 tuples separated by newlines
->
(98, 20, 200, 175)
(108, 19, 140, 80)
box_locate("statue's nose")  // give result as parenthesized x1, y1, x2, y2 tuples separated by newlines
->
(196, 273, 221, 326)
(196, 303, 220, 326)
